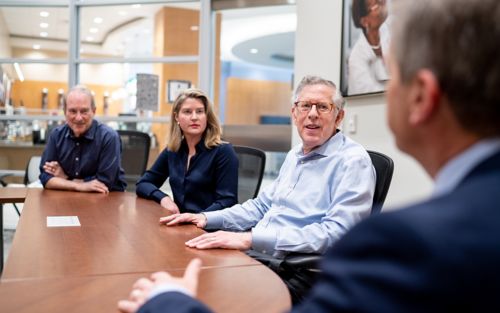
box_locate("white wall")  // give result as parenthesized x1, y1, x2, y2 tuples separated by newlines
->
(293, 0, 432, 209)
(0, 10, 11, 58)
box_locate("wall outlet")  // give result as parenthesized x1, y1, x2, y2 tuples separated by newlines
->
(348, 114, 357, 134)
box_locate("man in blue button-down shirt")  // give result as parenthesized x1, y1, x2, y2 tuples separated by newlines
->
(39, 85, 126, 193)
(158, 75, 376, 302)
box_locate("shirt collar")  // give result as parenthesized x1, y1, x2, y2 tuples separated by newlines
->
(295, 129, 344, 159)
(65, 119, 98, 140)
(433, 138, 500, 198)
(180, 136, 207, 153)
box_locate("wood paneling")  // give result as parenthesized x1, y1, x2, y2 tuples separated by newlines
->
(225, 78, 292, 125)
(153, 7, 222, 149)
(10, 80, 123, 116)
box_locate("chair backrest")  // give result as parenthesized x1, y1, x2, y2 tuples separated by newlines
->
(367, 150, 394, 214)
(117, 130, 151, 189)
(24, 156, 42, 185)
(233, 145, 266, 203)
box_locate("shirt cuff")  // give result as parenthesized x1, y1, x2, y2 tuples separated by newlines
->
(83, 175, 96, 182)
(148, 284, 194, 300)
(151, 190, 167, 203)
(204, 211, 224, 230)
(251, 228, 277, 255)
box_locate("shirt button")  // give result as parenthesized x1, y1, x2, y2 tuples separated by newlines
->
(75, 172, 79, 175)
(76, 143, 79, 146)
(75, 157, 79, 161)
(300, 160, 304, 164)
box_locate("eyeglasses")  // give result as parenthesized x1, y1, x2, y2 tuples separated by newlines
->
(294, 101, 335, 114)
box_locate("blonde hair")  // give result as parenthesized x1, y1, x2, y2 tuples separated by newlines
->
(167, 88, 222, 152)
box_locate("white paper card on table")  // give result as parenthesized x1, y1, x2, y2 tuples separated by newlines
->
(47, 216, 81, 227)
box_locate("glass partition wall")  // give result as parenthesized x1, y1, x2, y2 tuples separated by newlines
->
(0, 0, 203, 149)
(0, 0, 296, 184)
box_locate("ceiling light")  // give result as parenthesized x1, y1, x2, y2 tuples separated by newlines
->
(93, 17, 103, 24)
(118, 11, 127, 16)
(14, 63, 24, 82)
(33, 44, 41, 50)
(250, 48, 259, 54)
(40, 22, 49, 28)
(131, 4, 141, 8)
(89, 27, 99, 33)
(190, 25, 199, 31)
(86, 36, 94, 42)
(40, 32, 48, 37)
(40, 11, 49, 17)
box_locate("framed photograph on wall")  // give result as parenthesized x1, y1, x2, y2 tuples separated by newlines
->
(340, 0, 392, 96)
(167, 80, 191, 103)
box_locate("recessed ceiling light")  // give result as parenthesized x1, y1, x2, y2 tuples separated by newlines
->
(89, 27, 99, 33)
(40, 32, 48, 37)
(93, 17, 103, 24)
(86, 36, 94, 42)
(131, 4, 141, 8)
(118, 11, 127, 16)
(40, 11, 49, 17)
(250, 48, 259, 54)
(190, 25, 199, 31)
(40, 22, 49, 28)
(33, 44, 41, 50)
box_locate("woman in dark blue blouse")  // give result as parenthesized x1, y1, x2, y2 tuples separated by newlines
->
(136, 88, 238, 214)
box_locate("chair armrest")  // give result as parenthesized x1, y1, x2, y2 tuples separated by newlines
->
(283, 253, 322, 272)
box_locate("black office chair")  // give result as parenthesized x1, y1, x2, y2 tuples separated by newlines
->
(282, 150, 395, 271)
(117, 130, 151, 192)
(367, 150, 395, 214)
(233, 145, 266, 203)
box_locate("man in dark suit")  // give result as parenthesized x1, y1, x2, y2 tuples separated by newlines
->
(118, 0, 500, 311)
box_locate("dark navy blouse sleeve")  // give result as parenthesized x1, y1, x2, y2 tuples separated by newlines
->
(136, 148, 170, 203)
(203, 143, 238, 212)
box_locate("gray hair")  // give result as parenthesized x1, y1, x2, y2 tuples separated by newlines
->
(392, 0, 500, 136)
(64, 85, 96, 111)
(293, 75, 346, 110)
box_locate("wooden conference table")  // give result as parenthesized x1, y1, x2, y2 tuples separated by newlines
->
(0, 187, 28, 272)
(0, 189, 291, 313)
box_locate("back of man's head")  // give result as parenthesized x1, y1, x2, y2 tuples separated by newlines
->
(392, 0, 500, 137)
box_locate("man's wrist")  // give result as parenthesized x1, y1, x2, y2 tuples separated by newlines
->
(199, 213, 208, 228)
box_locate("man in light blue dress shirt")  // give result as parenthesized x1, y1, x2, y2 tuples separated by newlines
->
(157, 75, 376, 302)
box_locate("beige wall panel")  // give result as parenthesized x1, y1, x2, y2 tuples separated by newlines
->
(225, 78, 292, 125)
